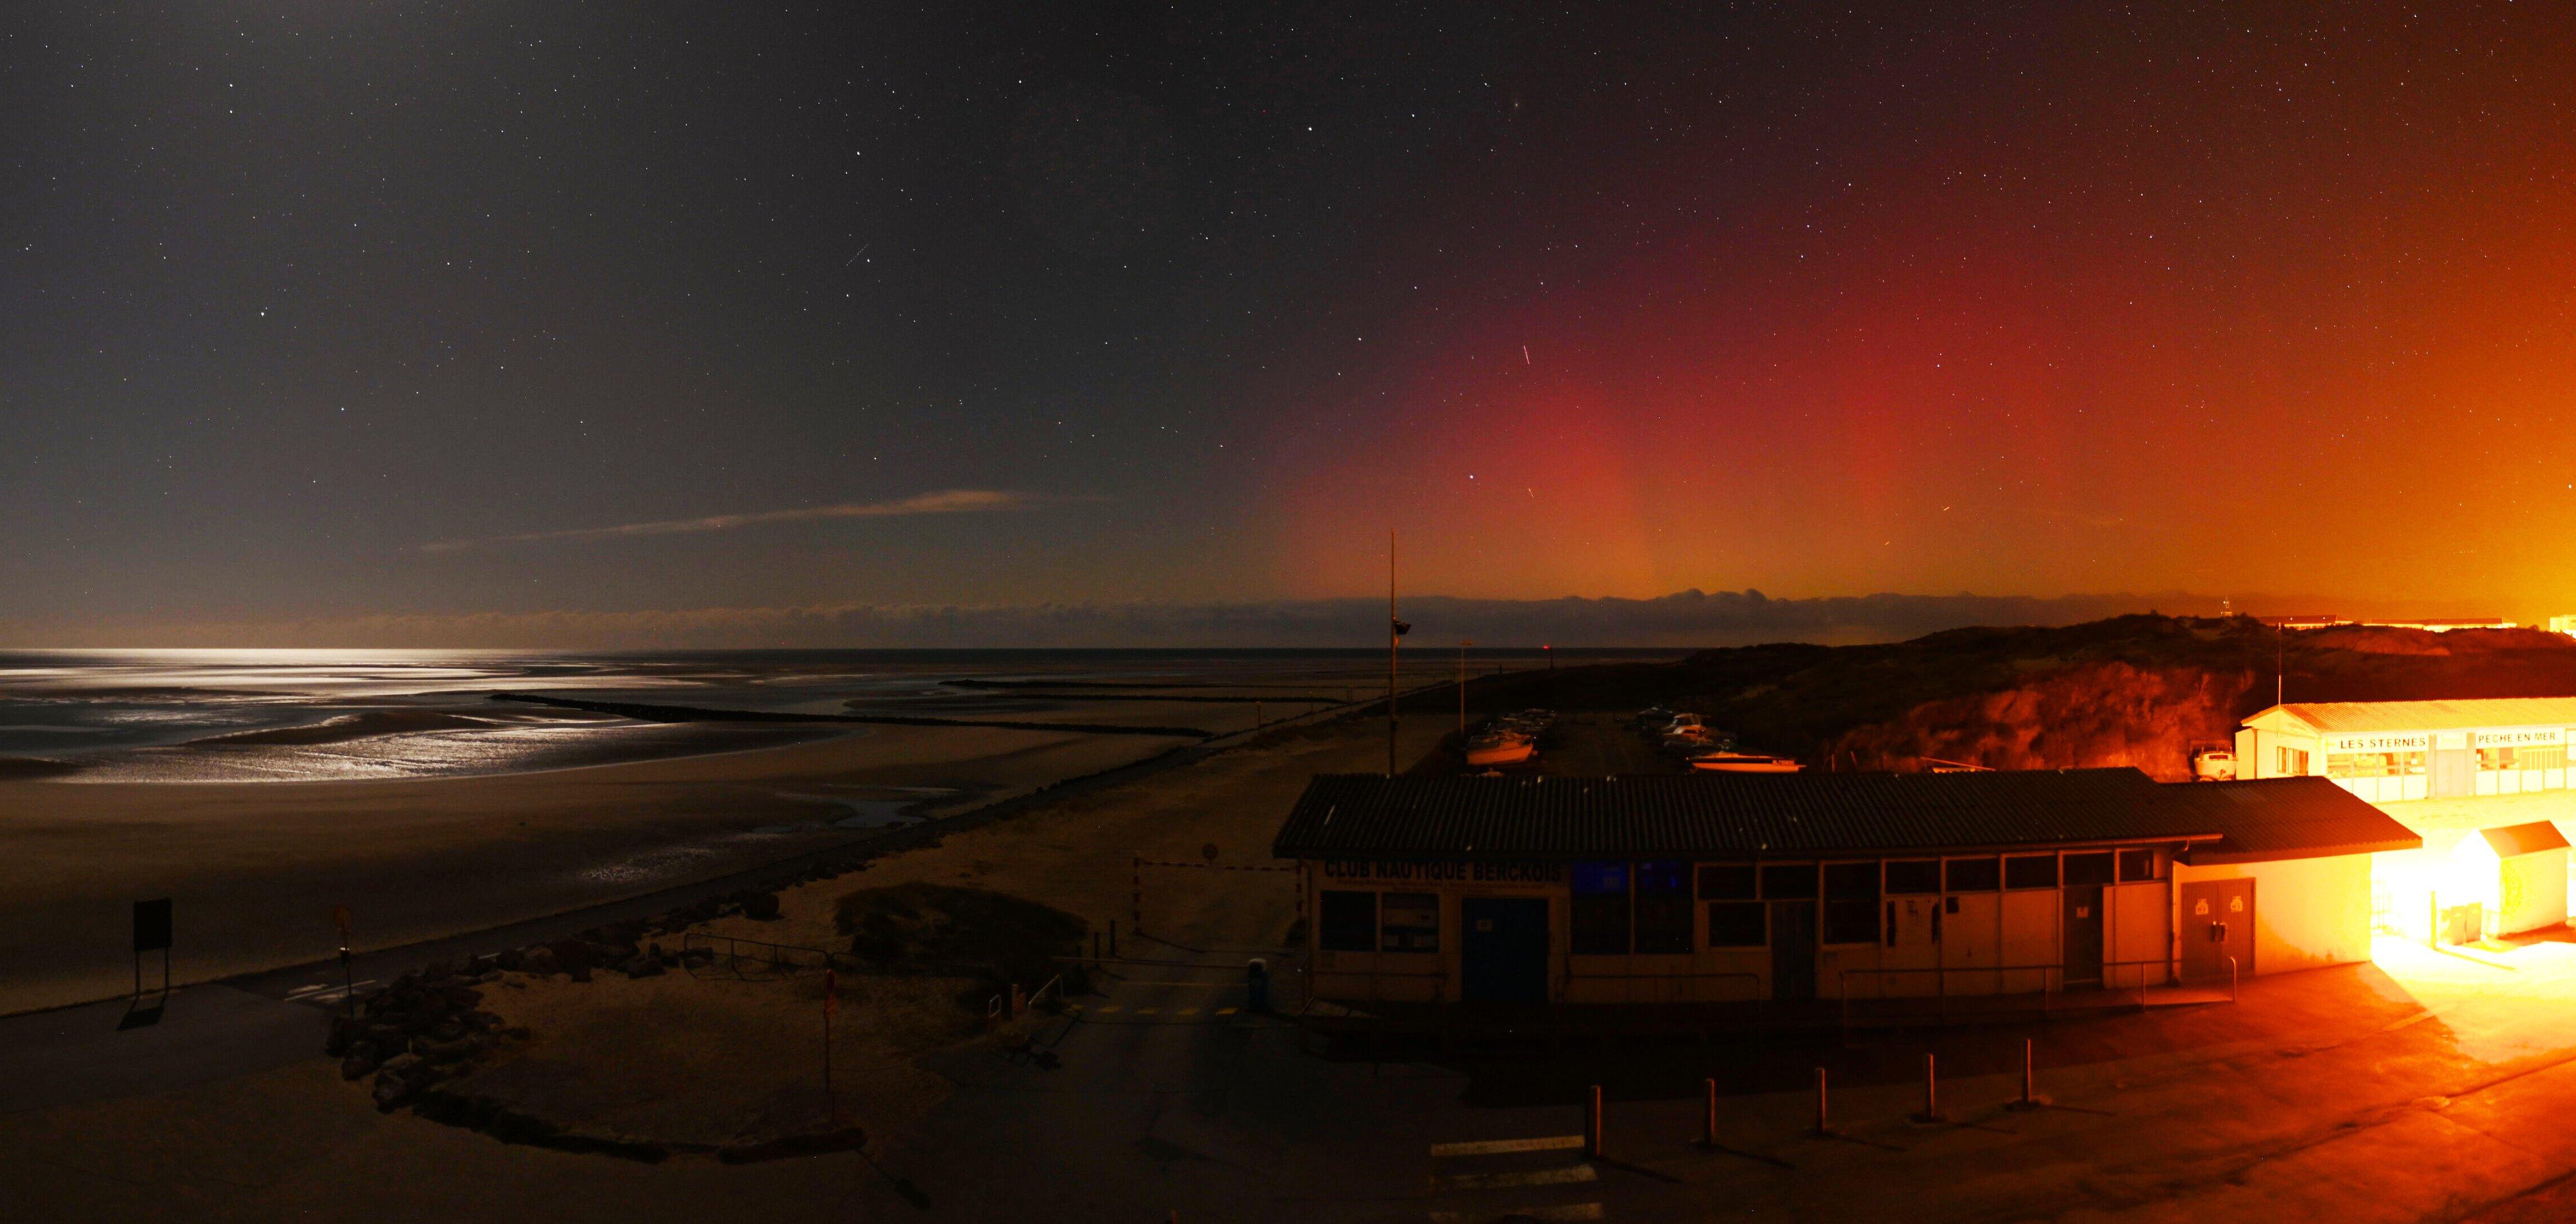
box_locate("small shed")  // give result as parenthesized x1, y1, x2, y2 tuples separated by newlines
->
(2454, 821, 2572, 937)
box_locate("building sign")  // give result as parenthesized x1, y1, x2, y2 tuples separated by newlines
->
(1319, 859, 1563, 884)
(2324, 732, 2429, 753)
(2473, 727, 2565, 748)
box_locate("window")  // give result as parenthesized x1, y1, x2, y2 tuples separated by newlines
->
(2278, 746, 2309, 776)
(1570, 862, 1630, 955)
(1760, 863, 1818, 899)
(1633, 862, 1693, 954)
(1945, 857, 2001, 892)
(1884, 860, 1941, 894)
(2062, 852, 2115, 886)
(1696, 862, 1757, 899)
(2004, 855, 2059, 889)
(2118, 848, 2163, 882)
(1823, 862, 1880, 944)
(1319, 891, 1376, 952)
(1707, 902, 1766, 947)
(1381, 893, 1438, 953)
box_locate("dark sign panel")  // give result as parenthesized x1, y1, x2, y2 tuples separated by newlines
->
(133, 898, 172, 953)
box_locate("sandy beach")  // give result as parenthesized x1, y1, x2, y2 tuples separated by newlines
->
(0, 723, 1188, 1015)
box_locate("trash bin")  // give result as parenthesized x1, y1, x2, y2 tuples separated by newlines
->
(1246, 957, 1270, 1013)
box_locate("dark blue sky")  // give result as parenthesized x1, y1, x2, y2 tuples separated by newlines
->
(8, 4, 2573, 645)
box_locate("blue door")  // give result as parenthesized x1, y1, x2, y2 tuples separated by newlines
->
(1462, 897, 1551, 1003)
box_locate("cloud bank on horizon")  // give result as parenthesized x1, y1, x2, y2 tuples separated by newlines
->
(4, 589, 2260, 650)
(421, 489, 1056, 552)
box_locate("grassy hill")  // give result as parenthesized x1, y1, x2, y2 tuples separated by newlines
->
(1428, 615, 2576, 780)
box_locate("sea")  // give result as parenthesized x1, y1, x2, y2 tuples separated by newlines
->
(0, 648, 1674, 783)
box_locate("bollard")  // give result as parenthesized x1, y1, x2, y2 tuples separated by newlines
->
(1814, 1067, 1830, 1134)
(1911, 1052, 1945, 1124)
(1703, 1077, 1718, 1146)
(2008, 1037, 2050, 1110)
(1586, 1084, 1603, 1159)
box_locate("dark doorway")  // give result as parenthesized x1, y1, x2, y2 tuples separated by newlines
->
(1461, 897, 1550, 1003)
(2063, 885, 2104, 988)
(1770, 901, 1816, 1000)
(2179, 879, 2253, 983)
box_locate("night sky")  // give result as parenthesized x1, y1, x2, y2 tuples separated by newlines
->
(8, 4, 2576, 646)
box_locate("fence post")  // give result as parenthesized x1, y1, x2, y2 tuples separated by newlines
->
(1814, 1067, 1830, 1133)
(1585, 1084, 1603, 1159)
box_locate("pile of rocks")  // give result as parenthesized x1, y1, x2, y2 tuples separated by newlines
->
(327, 955, 528, 1111)
(328, 887, 792, 1111)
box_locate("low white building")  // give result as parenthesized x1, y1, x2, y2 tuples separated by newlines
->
(2237, 698, 2576, 803)
(2238, 698, 2576, 945)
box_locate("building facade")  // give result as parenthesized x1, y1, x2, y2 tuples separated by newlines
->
(2238, 698, 2576, 804)
(1276, 771, 2414, 1008)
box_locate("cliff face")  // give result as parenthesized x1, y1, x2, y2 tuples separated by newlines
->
(1829, 661, 2251, 781)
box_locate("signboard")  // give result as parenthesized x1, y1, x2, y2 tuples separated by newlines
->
(2473, 727, 2565, 748)
(2323, 733, 2429, 754)
(133, 898, 172, 954)
(1319, 859, 1562, 884)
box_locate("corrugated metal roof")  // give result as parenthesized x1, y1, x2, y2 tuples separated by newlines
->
(1275, 769, 2231, 859)
(2480, 820, 2572, 859)
(2258, 697, 2576, 734)
(2175, 779, 2425, 864)
(1274, 770, 2420, 864)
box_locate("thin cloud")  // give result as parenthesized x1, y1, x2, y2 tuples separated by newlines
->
(423, 489, 1057, 552)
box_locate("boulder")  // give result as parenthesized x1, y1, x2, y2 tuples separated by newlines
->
(341, 1053, 379, 1081)
(739, 892, 782, 921)
(567, 965, 592, 983)
(622, 957, 665, 979)
(492, 948, 524, 972)
(518, 945, 560, 976)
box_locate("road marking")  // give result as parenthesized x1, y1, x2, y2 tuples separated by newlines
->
(1135, 1008, 1159, 1015)
(1095, 1006, 1122, 1014)
(1430, 1205, 1602, 1223)
(1428, 1135, 1585, 1157)
(1177, 1008, 1199, 1015)
(1215, 1007, 1237, 1016)
(1435, 1165, 1598, 1191)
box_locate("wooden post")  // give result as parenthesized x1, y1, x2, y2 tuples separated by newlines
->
(1585, 1084, 1602, 1159)
(1814, 1067, 1829, 1133)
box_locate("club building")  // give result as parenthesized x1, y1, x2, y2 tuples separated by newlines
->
(2238, 698, 2576, 942)
(1276, 770, 2416, 1009)
(2237, 698, 2576, 803)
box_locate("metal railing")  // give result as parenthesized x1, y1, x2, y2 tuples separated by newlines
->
(682, 932, 855, 980)
(680, 931, 993, 983)
(1836, 956, 2209, 1030)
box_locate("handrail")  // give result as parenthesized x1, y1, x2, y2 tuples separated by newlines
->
(680, 931, 993, 982)
(1837, 957, 2186, 1031)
